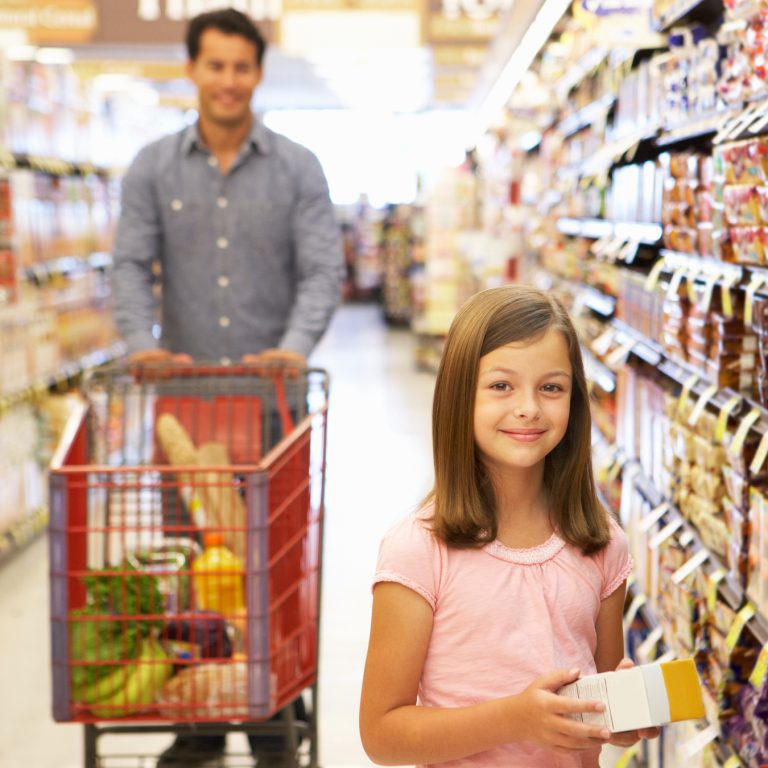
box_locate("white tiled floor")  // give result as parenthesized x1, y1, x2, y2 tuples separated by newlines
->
(0, 303, 436, 768)
(0, 302, 629, 768)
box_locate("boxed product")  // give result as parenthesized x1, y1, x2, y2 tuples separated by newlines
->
(559, 658, 705, 732)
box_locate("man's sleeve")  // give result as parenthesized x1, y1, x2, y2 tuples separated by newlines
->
(279, 150, 344, 357)
(111, 147, 162, 354)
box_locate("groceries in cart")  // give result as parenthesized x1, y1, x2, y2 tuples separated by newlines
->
(50, 365, 328, 725)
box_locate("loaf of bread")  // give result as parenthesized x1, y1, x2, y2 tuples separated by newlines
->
(156, 415, 247, 559)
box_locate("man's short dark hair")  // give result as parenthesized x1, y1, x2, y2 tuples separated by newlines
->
(186, 8, 266, 66)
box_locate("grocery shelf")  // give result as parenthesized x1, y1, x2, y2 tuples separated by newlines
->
(556, 217, 662, 246)
(0, 341, 125, 416)
(0, 505, 48, 568)
(557, 94, 616, 139)
(656, 109, 737, 147)
(555, 46, 610, 101)
(651, 0, 724, 31)
(611, 318, 664, 367)
(1, 152, 115, 177)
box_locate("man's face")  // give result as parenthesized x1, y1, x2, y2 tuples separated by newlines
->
(187, 28, 262, 129)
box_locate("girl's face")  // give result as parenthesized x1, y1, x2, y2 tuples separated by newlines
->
(473, 328, 572, 477)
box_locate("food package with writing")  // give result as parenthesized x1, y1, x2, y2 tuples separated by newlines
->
(559, 659, 705, 732)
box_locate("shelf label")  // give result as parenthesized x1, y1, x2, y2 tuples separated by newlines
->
(750, 428, 768, 474)
(649, 516, 684, 549)
(745, 273, 767, 327)
(592, 326, 615, 357)
(677, 373, 700, 415)
(724, 756, 745, 768)
(726, 603, 756, 652)
(715, 395, 743, 442)
(666, 267, 687, 299)
(614, 744, 640, 768)
(687, 384, 718, 427)
(644, 258, 666, 291)
(656, 649, 677, 664)
(605, 337, 635, 367)
(685, 265, 702, 303)
(672, 549, 709, 584)
(677, 723, 719, 758)
(698, 271, 721, 313)
(728, 407, 761, 458)
(636, 625, 663, 663)
(749, 643, 768, 690)
(721, 272, 741, 319)
(624, 592, 647, 627)
(706, 568, 726, 613)
(638, 502, 669, 533)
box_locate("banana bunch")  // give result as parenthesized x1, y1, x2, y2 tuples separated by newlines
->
(76, 637, 172, 718)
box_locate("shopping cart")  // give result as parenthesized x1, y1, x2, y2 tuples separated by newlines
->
(49, 363, 329, 768)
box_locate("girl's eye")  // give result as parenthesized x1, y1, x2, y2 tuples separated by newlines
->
(541, 383, 564, 393)
(490, 382, 510, 391)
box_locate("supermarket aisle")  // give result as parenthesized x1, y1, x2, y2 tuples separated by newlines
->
(0, 302, 436, 768)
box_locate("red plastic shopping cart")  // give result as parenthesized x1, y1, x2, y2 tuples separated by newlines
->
(49, 364, 329, 767)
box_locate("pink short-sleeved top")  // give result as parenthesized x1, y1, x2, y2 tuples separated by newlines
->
(373, 509, 633, 768)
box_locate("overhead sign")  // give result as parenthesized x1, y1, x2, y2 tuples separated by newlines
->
(136, 0, 280, 21)
(0, 0, 97, 43)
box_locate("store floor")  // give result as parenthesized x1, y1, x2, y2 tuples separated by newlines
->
(0, 302, 629, 768)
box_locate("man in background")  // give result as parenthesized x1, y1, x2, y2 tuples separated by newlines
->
(112, 8, 344, 767)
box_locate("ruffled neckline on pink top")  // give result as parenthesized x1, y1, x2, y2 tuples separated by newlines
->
(483, 531, 566, 564)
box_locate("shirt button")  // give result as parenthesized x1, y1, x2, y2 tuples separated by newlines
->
(217, 237, 229, 249)
(219, 316, 230, 328)
(208, 156, 218, 167)
(217, 197, 228, 208)
(218, 275, 230, 287)
(220, 356, 232, 365)
(171, 199, 183, 211)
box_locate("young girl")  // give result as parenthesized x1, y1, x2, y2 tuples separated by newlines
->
(359, 285, 658, 767)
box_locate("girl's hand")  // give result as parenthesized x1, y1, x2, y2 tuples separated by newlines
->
(517, 669, 611, 755)
(607, 659, 661, 746)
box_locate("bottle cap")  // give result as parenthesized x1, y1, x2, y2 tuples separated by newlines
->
(203, 532, 224, 548)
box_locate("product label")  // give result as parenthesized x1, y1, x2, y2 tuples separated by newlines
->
(644, 258, 665, 291)
(688, 385, 718, 427)
(749, 643, 768, 690)
(677, 374, 700, 415)
(706, 568, 726, 614)
(750, 429, 768, 475)
(728, 408, 761, 458)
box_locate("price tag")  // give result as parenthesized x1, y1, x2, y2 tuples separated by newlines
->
(728, 407, 762, 458)
(724, 756, 745, 768)
(749, 643, 768, 690)
(592, 327, 615, 357)
(721, 272, 741, 319)
(745, 273, 767, 327)
(607, 455, 624, 482)
(677, 374, 700, 415)
(672, 549, 709, 584)
(638, 502, 669, 533)
(715, 395, 743, 442)
(706, 568, 726, 613)
(726, 603, 756, 652)
(677, 723, 719, 758)
(636, 625, 663, 663)
(697, 271, 721, 313)
(614, 744, 639, 768)
(666, 267, 687, 299)
(750, 429, 768, 475)
(649, 516, 684, 549)
(606, 338, 636, 368)
(685, 265, 702, 303)
(688, 384, 718, 427)
(624, 592, 647, 627)
(645, 258, 666, 291)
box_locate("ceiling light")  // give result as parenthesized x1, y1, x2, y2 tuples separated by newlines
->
(470, 0, 571, 144)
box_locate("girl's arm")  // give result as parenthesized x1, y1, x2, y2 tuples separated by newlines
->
(593, 579, 660, 745)
(360, 582, 612, 766)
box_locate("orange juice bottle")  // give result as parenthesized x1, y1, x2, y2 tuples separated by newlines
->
(192, 532, 246, 616)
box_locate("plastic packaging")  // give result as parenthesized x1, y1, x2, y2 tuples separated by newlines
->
(192, 532, 246, 616)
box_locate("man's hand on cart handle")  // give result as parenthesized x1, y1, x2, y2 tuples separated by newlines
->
(242, 349, 306, 377)
(128, 349, 194, 364)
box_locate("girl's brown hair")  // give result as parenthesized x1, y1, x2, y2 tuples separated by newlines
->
(426, 285, 610, 555)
